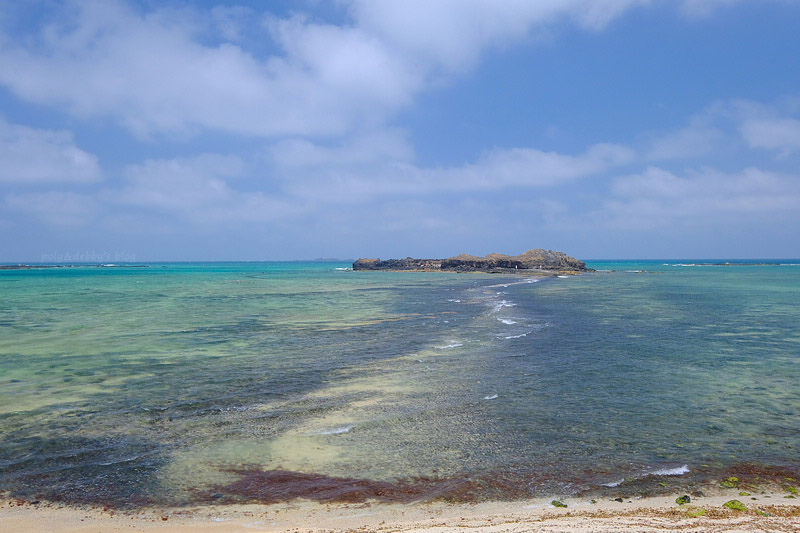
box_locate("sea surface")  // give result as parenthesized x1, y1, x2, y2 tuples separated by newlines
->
(1, 260, 799, 507)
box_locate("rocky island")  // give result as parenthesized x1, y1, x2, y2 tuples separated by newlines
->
(353, 249, 591, 275)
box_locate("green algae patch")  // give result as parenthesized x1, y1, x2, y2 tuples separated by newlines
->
(720, 476, 739, 488)
(723, 499, 747, 511)
(551, 500, 567, 508)
(675, 494, 691, 505)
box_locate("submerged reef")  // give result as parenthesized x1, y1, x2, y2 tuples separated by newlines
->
(353, 249, 591, 275)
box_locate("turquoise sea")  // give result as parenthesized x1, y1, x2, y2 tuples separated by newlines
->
(1, 260, 799, 507)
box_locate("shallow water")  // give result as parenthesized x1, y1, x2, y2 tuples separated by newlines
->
(1, 260, 799, 506)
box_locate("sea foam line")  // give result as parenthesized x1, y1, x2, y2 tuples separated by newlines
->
(501, 332, 531, 339)
(314, 425, 354, 435)
(491, 300, 516, 313)
(601, 464, 690, 488)
(649, 464, 690, 476)
(438, 342, 464, 349)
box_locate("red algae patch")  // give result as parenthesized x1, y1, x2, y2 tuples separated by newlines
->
(203, 468, 545, 505)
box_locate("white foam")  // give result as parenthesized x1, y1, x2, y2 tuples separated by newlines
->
(497, 331, 533, 340)
(650, 464, 690, 476)
(557, 275, 570, 278)
(498, 318, 517, 325)
(438, 343, 463, 349)
(484, 394, 498, 400)
(335, 267, 352, 271)
(447, 299, 461, 303)
(491, 300, 516, 313)
(600, 465, 689, 489)
(316, 425, 354, 435)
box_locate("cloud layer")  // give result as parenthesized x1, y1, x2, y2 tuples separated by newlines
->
(0, 117, 101, 183)
(0, 0, 652, 139)
(1, 0, 798, 259)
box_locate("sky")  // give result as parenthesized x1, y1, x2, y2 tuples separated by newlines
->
(1, 0, 799, 261)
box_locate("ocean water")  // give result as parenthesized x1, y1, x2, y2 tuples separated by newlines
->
(1, 260, 799, 507)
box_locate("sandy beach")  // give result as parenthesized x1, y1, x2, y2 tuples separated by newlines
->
(3, 492, 799, 532)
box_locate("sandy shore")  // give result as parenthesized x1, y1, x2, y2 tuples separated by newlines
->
(3, 492, 799, 532)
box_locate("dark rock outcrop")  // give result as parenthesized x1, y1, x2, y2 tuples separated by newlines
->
(352, 257, 442, 271)
(353, 249, 591, 274)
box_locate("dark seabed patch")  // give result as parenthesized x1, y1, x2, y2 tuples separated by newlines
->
(0, 435, 163, 508)
(197, 462, 800, 507)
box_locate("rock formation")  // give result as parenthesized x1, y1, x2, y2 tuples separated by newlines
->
(353, 249, 591, 274)
(351, 258, 442, 271)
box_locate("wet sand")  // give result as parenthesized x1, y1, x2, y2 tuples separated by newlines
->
(3, 492, 799, 532)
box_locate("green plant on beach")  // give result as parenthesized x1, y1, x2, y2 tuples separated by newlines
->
(786, 486, 798, 495)
(723, 500, 747, 512)
(675, 495, 691, 505)
(685, 507, 706, 517)
(551, 500, 568, 508)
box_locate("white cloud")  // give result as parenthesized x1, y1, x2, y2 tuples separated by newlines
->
(0, 2, 314, 138)
(705, 98, 800, 156)
(740, 117, 800, 152)
(645, 121, 725, 161)
(279, 141, 634, 203)
(643, 97, 800, 161)
(0, 0, 649, 139)
(5, 191, 98, 226)
(600, 166, 800, 228)
(268, 128, 414, 169)
(348, 0, 649, 76)
(679, 0, 742, 19)
(0, 117, 101, 183)
(117, 154, 300, 223)
(463, 142, 635, 188)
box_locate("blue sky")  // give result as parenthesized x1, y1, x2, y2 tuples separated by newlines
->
(1, 0, 799, 261)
